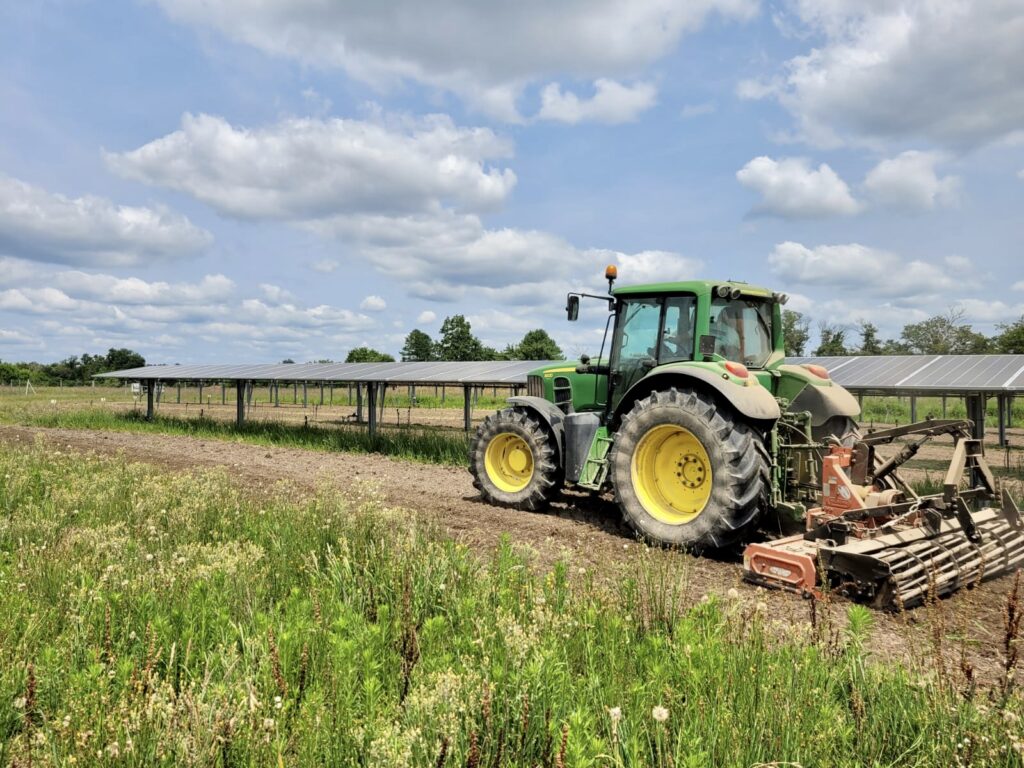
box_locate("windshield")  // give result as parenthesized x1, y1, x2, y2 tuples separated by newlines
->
(709, 296, 773, 367)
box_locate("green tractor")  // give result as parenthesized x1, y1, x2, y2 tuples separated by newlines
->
(470, 268, 1024, 607)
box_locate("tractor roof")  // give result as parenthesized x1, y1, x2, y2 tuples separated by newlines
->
(612, 279, 774, 298)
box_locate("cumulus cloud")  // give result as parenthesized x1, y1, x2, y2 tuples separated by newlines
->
(310, 259, 339, 273)
(863, 151, 959, 210)
(740, 1, 1024, 148)
(736, 156, 860, 218)
(768, 241, 974, 299)
(537, 79, 657, 124)
(416, 310, 437, 324)
(360, 295, 387, 311)
(0, 174, 211, 267)
(106, 113, 516, 220)
(52, 272, 234, 305)
(259, 284, 296, 304)
(154, 0, 757, 120)
(1013, 281, 1024, 291)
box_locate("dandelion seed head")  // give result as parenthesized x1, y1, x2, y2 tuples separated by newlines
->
(652, 705, 669, 723)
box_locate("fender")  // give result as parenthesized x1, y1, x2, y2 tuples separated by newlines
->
(615, 363, 781, 423)
(506, 396, 566, 459)
(774, 366, 864, 428)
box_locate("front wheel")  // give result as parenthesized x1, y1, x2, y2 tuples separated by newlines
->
(611, 389, 769, 551)
(469, 407, 563, 510)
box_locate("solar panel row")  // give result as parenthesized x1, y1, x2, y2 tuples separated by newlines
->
(788, 355, 1024, 392)
(94, 360, 549, 386)
(96, 354, 1024, 392)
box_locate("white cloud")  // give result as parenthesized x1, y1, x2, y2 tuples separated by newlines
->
(1013, 280, 1024, 291)
(0, 174, 211, 267)
(537, 79, 657, 124)
(310, 258, 339, 273)
(1018, 168, 1024, 179)
(740, 2, 1024, 148)
(953, 298, 1024, 324)
(359, 295, 387, 311)
(736, 156, 860, 218)
(52, 272, 234, 305)
(680, 102, 716, 119)
(154, 0, 758, 120)
(259, 284, 295, 304)
(768, 241, 972, 299)
(0, 328, 38, 346)
(863, 151, 959, 210)
(613, 250, 703, 284)
(416, 310, 437, 324)
(106, 113, 517, 220)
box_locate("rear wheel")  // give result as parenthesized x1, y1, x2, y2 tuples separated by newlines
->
(470, 407, 563, 510)
(611, 389, 769, 550)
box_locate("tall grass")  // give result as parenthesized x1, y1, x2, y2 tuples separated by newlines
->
(1, 444, 1022, 766)
(16, 407, 471, 465)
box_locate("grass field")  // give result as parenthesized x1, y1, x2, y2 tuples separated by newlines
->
(2, 442, 1022, 766)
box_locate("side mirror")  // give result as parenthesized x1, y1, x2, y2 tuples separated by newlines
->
(699, 334, 716, 360)
(566, 294, 580, 321)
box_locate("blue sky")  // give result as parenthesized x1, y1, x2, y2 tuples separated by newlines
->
(1, 0, 1022, 363)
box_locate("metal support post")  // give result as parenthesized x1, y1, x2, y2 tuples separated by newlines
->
(910, 396, 917, 423)
(966, 394, 986, 440)
(221, 383, 226, 405)
(463, 384, 472, 432)
(998, 395, 1008, 448)
(198, 381, 204, 403)
(146, 380, 155, 421)
(942, 395, 947, 418)
(274, 381, 280, 407)
(356, 383, 363, 423)
(303, 381, 307, 407)
(293, 382, 297, 404)
(319, 382, 324, 405)
(235, 379, 246, 427)
(367, 380, 378, 439)
(329, 383, 333, 404)
(177, 383, 181, 404)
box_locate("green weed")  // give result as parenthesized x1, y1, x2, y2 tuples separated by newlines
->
(0, 444, 1022, 766)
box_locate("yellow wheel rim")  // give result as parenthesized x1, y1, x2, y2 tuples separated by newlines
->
(631, 424, 713, 525)
(484, 433, 535, 493)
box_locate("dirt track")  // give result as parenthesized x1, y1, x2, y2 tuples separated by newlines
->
(1, 424, 1021, 684)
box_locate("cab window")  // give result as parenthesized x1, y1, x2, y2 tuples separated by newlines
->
(709, 297, 773, 367)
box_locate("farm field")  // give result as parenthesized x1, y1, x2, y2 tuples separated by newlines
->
(2, 430, 1024, 766)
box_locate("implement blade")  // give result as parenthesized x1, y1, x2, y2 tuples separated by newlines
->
(819, 509, 1024, 609)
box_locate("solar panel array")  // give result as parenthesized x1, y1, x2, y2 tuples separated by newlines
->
(96, 354, 1024, 392)
(94, 360, 550, 385)
(788, 355, 1024, 393)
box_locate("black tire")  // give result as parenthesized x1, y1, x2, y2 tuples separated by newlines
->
(469, 407, 563, 511)
(611, 388, 769, 551)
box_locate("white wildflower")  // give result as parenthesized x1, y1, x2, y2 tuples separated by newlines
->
(726, 588, 740, 600)
(652, 705, 669, 723)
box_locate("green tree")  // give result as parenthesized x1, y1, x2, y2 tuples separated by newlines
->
(281, 359, 295, 364)
(105, 348, 145, 371)
(782, 310, 811, 356)
(900, 309, 992, 354)
(401, 329, 436, 361)
(995, 316, 1024, 353)
(512, 329, 564, 360)
(345, 347, 395, 363)
(436, 315, 485, 361)
(856, 321, 884, 355)
(814, 322, 848, 356)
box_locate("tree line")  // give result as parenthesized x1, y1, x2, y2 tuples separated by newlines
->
(344, 315, 564, 363)
(0, 348, 146, 385)
(783, 309, 1024, 357)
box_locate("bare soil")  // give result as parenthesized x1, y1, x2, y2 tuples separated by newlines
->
(1, 424, 1020, 686)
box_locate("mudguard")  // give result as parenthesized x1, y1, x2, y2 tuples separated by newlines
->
(616, 364, 781, 422)
(784, 375, 861, 426)
(506, 396, 566, 460)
